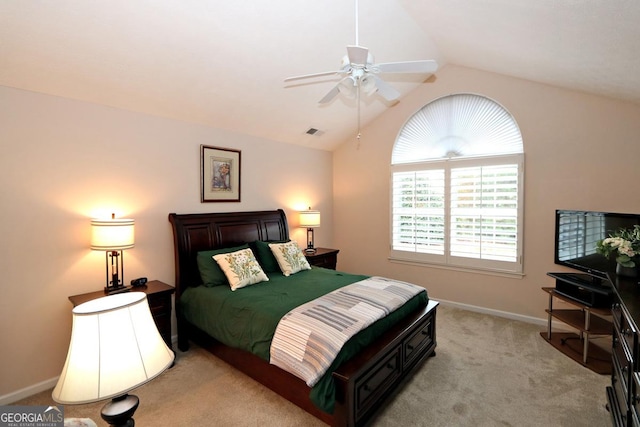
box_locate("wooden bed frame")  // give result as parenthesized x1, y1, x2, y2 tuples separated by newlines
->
(168, 209, 438, 427)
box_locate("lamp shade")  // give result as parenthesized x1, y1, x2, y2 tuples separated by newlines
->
(90, 218, 135, 251)
(299, 210, 321, 228)
(52, 293, 174, 404)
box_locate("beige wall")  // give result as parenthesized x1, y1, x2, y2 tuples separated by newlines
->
(333, 64, 640, 319)
(0, 86, 333, 400)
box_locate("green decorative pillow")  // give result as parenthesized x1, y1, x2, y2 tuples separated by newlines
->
(268, 241, 311, 277)
(196, 244, 249, 287)
(252, 240, 290, 273)
(213, 248, 269, 291)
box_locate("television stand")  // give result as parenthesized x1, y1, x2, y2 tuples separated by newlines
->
(540, 287, 612, 374)
(547, 272, 613, 308)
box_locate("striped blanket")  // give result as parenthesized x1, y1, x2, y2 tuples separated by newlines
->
(269, 276, 425, 387)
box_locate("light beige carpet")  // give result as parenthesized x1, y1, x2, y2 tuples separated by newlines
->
(16, 305, 611, 426)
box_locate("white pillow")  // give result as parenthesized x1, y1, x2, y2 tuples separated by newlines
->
(213, 248, 269, 291)
(268, 241, 311, 276)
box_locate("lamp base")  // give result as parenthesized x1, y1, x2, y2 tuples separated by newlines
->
(305, 247, 317, 254)
(101, 394, 139, 427)
(104, 285, 131, 295)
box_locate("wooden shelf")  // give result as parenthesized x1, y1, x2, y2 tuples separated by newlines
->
(545, 309, 613, 335)
(539, 332, 611, 375)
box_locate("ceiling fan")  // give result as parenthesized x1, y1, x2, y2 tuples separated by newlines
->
(284, 0, 439, 136)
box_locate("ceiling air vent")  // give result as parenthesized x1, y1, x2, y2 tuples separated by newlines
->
(305, 128, 324, 136)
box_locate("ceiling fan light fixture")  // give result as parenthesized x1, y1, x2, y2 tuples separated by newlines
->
(338, 76, 358, 97)
(360, 75, 377, 95)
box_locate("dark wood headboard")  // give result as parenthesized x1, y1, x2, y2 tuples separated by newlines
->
(168, 209, 289, 297)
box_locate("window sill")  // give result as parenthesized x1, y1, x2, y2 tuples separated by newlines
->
(388, 256, 525, 279)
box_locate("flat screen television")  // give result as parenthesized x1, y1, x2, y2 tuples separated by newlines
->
(554, 209, 640, 280)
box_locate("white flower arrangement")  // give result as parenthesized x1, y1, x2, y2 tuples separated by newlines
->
(596, 225, 640, 267)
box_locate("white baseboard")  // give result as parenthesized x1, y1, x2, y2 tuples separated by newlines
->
(0, 377, 59, 405)
(435, 298, 558, 328)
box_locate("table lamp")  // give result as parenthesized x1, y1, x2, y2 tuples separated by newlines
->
(52, 292, 175, 427)
(299, 208, 321, 253)
(91, 214, 134, 294)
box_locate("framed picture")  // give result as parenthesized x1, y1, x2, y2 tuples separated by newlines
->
(200, 145, 241, 202)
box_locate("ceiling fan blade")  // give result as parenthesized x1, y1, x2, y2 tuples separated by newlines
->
(371, 75, 401, 101)
(284, 70, 343, 82)
(376, 60, 438, 74)
(319, 84, 341, 104)
(347, 45, 369, 66)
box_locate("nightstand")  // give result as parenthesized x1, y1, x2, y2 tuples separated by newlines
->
(68, 280, 175, 350)
(305, 247, 339, 270)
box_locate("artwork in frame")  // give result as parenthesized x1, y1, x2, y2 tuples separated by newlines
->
(201, 145, 241, 202)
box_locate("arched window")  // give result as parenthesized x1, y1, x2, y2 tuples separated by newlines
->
(390, 94, 524, 274)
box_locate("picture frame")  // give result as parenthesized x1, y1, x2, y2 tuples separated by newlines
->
(200, 145, 241, 203)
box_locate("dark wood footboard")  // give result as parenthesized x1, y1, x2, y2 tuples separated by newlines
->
(332, 300, 438, 426)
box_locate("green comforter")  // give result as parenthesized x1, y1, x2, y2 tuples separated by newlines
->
(180, 267, 428, 413)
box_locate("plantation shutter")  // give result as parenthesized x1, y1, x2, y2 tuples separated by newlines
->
(450, 164, 519, 262)
(391, 169, 445, 259)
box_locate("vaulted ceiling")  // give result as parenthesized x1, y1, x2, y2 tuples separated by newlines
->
(2, 0, 639, 151)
